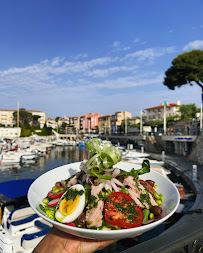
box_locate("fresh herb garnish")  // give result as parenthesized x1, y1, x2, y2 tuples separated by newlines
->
(64, 188, 84, 201)
(118, 160, 150, 179)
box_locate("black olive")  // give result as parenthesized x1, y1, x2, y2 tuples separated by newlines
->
(78, 212, 86, 226)
(150, 206, 163, 216)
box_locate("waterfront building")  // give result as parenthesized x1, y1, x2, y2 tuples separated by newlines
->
(126, 116, 140, 126)
(111, 111, 132, 133)
(62, 116, 70, 125)
(68, 116, 80, 133)
(0, 127, 21, 138)
(56, 117, 63, 128)
(30, 110, 46, 128)
(46, 118, 57, 128)
(80, 113, 102, 133)
(145, 100, 181, 121)
(98, 115, 112, 134)
(0, 109, 46, 128)
(0, 110, 14, 127)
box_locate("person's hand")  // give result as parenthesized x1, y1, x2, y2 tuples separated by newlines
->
(33, 227, 118, 253)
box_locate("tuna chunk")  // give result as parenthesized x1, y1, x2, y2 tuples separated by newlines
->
(128, 188, 145, 208)
(91, 185, 101, 197)
(67, 176, 77, 187)
(124, 176, 157, 209)
(86, 200, 104, 228)
(86, 185, 104, 228)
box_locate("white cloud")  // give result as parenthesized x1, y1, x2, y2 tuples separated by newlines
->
(0, 56, 118, 92)
(58, 74, 163, 92)
(51, 57, 65, 66)
(133, 38, 140, 44)
(72, 53, 88, 60)
(85, 65, 138, 78)
(123, 46, 131, 51)
(112, 41, 121, 48)
(183, 40, 203, 51)
(124, 47, 175, 61)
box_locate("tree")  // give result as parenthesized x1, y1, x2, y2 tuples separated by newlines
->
(166, 115, 181, 126)
(163, 49, 203, 91)
(146, 120, 163, 128)
(13, 108, 32, 127)
(32, 115, 41, 127)
(39, 124, 53, 136)
(55, 117, 60, 123)
(178, 104, 198, 120)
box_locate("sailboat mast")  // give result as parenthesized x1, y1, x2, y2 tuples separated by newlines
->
(17, 101, 19, 128)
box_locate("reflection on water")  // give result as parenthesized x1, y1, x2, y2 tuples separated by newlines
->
(0, 147, 89, 183)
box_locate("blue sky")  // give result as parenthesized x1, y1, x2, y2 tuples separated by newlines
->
(0, 0, 203, 118)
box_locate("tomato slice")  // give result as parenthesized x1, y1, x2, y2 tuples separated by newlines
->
(65, 222, 76, 227)
(47, 190, 65, 199)
(104, 192, 143, 229)
(139, 180, 157, 196)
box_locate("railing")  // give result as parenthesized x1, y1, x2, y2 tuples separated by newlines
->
(121, 217, 203, 253)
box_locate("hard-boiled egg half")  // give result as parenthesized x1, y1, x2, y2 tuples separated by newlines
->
(55, 184, 85, 223)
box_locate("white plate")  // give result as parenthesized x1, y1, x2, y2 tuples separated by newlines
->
(28, 161, 180, 240)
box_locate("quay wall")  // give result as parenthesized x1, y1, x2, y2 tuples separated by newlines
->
(188, 136, 203, 165)
(143, 136, 165, 153)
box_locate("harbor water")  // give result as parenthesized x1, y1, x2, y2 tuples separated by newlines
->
(0, 146, 89, 183)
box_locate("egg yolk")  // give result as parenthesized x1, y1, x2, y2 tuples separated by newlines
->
(59, 196, 80, 216)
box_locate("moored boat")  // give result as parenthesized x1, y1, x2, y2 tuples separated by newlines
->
(0, 179, 52, 252)
(122, 149, 150, 159)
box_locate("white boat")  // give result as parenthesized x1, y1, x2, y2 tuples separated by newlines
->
(55, 140, 65, 146)
(14, 151, 38, 161)
(28, 145, 48, 156)
(0, 139, 8, 150)
(64, 140, 76, 146)
(122, 149, 150, 159)
(0, 179, 52, 252)
(0, 205, 52, 253)
(0, 152, 21, 164)
(16, 139, 30, 149)
(4, 150, 38, 162)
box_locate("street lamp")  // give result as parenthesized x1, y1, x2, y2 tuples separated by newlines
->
(200, 90, 203, 134)
(198, 75, 203, 134)
(125, 117, 127, 136)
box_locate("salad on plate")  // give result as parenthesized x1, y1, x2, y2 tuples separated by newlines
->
(39, 139, 164, 230)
